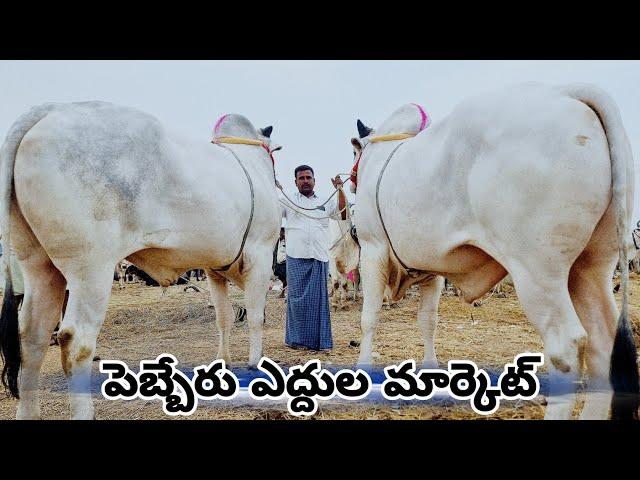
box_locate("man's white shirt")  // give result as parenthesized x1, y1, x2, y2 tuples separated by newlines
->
(281, 191, 339, 262)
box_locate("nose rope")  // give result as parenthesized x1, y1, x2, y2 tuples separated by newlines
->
(350, 129, 420, 190)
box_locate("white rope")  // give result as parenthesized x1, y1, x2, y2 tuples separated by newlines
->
(277, 174, 351, 221)
(279, 198, 350, 221)
(275, 173, 351, 211)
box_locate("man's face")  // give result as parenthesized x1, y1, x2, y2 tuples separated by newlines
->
(295, 169, 315, 196)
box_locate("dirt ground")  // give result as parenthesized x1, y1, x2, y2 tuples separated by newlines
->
(1, 274, 639, 420)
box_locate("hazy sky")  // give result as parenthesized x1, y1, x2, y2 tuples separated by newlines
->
(1, 60, 638, 219)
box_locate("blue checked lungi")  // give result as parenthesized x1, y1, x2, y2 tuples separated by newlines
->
(285, 256, 332, 350)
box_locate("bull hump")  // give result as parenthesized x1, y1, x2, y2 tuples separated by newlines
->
(37, 103, 168, 204)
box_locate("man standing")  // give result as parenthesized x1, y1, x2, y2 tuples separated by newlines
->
(281, 165, 347, 351)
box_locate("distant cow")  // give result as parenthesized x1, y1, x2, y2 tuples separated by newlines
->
(187, 269, 205, 281)
(328, 204, 360, 310)
(114, 260, 136, 288)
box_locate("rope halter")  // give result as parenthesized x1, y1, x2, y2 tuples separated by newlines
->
(350, 132, 417, 189)
(350, 102, 430, 190)
(212, 136, 277, 167)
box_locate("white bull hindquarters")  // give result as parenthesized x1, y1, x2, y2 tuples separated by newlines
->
(352, 83, 637, 420)
(0, 102, 281, 419)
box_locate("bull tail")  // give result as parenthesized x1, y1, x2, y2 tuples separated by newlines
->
(0, 103, 57, 398)
(562, 84, 638, 420)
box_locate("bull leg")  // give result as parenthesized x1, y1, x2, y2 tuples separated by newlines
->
(569, 256, 619, 420)
(351, 269, 360, 302)
(15, 256, 67, 419)
(205, 271, 217, 308)
(328, 263, 338, 308)
(382, 286, 392, 310)
(511, 266, 587, 420)
(340, 278, 349, 310)
(357, 245, 387, 367)
(242, 252, 272, 367)
(55, 265, 113, 419)
(417, 275, 444, 369)
(117, 268, 125, 289)
(207, 274, 232, 364)
(330, 278, 340, 311)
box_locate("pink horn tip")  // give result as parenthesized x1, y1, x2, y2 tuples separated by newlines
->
(213, 114, 229, 135)
(411, 103, 429, 131)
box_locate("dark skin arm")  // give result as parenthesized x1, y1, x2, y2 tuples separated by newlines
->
(331, 175, 347, 220)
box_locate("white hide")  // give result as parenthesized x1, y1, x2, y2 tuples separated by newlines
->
(1, 102, 280, 419)
(352, 83, 635, 420)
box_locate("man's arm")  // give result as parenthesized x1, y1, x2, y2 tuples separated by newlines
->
(331, 175, 347, 220)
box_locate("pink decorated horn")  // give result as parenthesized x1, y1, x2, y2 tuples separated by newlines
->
(213, 114, 229, 136)
(411, 103, 429, 131)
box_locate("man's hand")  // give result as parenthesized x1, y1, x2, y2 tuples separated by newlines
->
(332, 175, 347, 220)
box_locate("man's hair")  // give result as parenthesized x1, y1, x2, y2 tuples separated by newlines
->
(294, 165, 314, 178)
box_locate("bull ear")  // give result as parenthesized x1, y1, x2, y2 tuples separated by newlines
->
(357, 119, 372, 138)
(260, 126, 273, 138)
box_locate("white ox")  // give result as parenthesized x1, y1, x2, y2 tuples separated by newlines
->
(0, 102, 281, 419)
(349, 83, 637, 420)
(328, 205, 360, 310)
